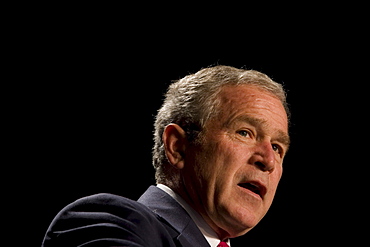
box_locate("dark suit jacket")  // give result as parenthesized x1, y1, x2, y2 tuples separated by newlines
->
(42, 186, 210, 247)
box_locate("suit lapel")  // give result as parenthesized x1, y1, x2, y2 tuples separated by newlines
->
(138, 186, 210, 247)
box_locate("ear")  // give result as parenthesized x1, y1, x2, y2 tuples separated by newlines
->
(162, 123, 187, 169)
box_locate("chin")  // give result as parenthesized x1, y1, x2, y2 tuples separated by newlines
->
(221, 207, 263, 238)
(227, 226, 254, 239)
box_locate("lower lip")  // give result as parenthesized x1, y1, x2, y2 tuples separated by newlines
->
(237, 186, 262, 200)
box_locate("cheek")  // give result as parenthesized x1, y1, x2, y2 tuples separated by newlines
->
(214, 145, 246, 182)
(265, 168, 283, 203)
(272, 166, 283, 187)
(195, 141, 243, 195)
(198, 137, 242, 172)
(212, 145, 249, 199)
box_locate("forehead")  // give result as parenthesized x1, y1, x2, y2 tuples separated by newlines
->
(214, 85, 289, 133)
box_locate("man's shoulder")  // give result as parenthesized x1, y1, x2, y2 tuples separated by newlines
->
(69, 192, 153, 214)
(56, 193, 157, 223)
(42, 193, 177, 247)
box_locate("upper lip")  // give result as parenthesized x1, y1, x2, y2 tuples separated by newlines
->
(237, 180, 267, 199)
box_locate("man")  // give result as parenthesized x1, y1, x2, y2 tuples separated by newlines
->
(42, 65, 291, 247)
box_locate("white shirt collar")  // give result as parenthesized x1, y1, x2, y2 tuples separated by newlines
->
(157, 184, 231, 247)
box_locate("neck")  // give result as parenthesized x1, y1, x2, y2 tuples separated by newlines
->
(169, 183, 231, 241)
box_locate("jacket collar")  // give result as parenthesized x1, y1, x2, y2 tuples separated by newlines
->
(138, 185, 210, 247)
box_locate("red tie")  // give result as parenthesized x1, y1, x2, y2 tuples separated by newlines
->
(217, 241, 230, 247)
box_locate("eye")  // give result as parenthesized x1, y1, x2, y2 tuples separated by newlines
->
(272, 144, 282, 154)
(237, 130, 251, 137)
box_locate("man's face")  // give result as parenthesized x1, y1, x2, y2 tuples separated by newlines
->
(183, 85, 290, 238)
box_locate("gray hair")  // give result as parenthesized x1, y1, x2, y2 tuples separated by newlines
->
(152, 65, 290, 184)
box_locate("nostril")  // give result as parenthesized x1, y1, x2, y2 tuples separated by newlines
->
(250, 150, 276, 172)
(255, 161, 273, 172)
(255, 161, 265, 169)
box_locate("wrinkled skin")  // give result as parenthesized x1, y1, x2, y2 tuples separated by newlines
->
(165, 84, 290, 240)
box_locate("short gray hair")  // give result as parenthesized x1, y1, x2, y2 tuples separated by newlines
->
(152, 65, 289, 184)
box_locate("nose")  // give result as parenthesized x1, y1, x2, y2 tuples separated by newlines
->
(249, 141, 276, 172)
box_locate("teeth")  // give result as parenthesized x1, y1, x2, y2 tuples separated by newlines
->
(239, 182, 260, 195)
(248, 183, 259, 193)
(249, 182, 259, 189)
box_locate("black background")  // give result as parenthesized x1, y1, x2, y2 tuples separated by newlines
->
(8, 5, 367, 246)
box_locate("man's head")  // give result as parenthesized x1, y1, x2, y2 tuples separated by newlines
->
(152, 65, 290, 239)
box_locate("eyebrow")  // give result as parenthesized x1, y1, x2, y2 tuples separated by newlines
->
(228, 115, 291, 148)
(275, 130, 291, 150)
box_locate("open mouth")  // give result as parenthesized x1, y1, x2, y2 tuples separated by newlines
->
(238, 182, 265, 198)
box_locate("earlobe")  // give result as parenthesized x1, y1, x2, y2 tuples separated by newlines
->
(162, 124, 187, 169)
